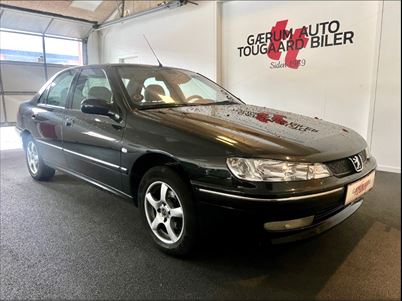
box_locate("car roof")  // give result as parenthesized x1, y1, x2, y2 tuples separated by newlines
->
(67, 63, 187, 71)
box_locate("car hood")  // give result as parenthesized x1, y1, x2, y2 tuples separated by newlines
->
(136, 104, 366, 162)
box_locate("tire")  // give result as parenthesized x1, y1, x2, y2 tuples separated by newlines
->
(25, 135, 55, 181)
(138, 166, 198, 256)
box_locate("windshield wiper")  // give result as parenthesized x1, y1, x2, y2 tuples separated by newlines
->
(220, 89, 238, 101)
(138, 100, 238, 110)
(212, 100, 239, 105)
(138, 103, 187, 110)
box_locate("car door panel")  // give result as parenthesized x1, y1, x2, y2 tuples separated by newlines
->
(33, 106, 65, 166)
(62, 111, 125, 189)
(62, 67, 125, 191)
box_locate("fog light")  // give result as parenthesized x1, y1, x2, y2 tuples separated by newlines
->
(264, 216, 314, 231)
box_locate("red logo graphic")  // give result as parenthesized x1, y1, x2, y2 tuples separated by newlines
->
(267, 20, 309, 69)
(353, 179, 371, 196)
(256, 112, 287, 125)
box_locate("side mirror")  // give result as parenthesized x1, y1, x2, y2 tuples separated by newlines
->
(81, 98, 113, 117)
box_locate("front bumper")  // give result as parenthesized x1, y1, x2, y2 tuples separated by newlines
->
(193, 158, 376, 243)
(268, 199, 362, 244)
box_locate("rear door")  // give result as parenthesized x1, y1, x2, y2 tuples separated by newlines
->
(62, 67, 126, 191)
(31, 69, 76, 168)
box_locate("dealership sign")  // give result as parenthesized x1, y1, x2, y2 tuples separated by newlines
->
(238, 20, 355, 69)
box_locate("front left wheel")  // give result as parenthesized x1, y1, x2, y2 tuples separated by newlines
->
(25, 136, 55, 181)
(138, 166, 198, 256)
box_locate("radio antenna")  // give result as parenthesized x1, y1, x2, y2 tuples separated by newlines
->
(143, 35, 163, 67)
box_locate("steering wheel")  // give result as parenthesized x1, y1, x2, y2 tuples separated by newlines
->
(187, 95, 204, 103)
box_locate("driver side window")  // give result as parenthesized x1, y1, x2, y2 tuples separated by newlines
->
(71, 68, 113, 110)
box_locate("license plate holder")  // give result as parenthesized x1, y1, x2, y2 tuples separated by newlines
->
(345, 171, 375, 205)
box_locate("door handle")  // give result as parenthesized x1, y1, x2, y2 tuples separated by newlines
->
(65, 118, 74, 127)
(31, 114, 37, 120)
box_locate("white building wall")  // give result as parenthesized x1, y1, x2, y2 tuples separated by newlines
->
(369, 1, 401, 172)
(97, 1, 219, 81)
(87, 30, 100, 65)
(221, 1, 380, 140)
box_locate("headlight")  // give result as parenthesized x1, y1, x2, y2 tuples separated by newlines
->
(365, 147, 371, 159)
(226, 158, 331, 182)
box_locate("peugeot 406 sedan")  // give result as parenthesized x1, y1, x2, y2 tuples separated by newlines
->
(16, 64, 376, 255)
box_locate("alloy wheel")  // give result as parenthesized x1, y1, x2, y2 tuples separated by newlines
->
(144, 181, 184, 244)
(27, 141, 39, 175)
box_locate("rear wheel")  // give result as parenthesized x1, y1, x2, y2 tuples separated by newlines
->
(138, 166, 197, 256)
(25, 136, 55, 181)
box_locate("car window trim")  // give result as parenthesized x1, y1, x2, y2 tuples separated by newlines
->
(37, 84, 51, 105)
(37, 103, 66, 110)
(67, 68, 82, 110)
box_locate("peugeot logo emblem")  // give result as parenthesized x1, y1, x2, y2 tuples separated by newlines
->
(349, 154, 363, 172)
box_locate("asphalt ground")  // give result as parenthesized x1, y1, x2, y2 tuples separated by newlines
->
(1, 149, 400, 300)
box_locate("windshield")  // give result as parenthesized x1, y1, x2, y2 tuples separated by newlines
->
(116, 66, 241, 108)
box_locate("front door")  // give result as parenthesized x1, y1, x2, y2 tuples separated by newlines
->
(62, 67, 126, 191)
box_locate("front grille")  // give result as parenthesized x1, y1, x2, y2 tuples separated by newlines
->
(360, 150, 367, 162)
(326, 150, 367, 177)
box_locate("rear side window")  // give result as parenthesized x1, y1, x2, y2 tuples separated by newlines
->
(46, 70, 75, 107)
(71, 68, 113, 110)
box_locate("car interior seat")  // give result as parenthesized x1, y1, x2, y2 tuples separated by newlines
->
(144, 84, 165, 103)
(126, 80, 144, 102)
(88, 86, 112, 102)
